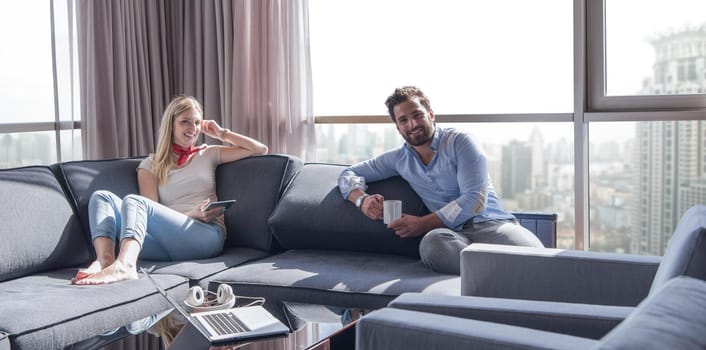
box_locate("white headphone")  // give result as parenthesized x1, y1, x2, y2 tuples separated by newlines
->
(186, 284, 235, 307)
(184, 284, 265, 311)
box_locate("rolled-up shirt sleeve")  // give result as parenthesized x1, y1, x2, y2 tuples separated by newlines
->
(338, 150, 401, 200)
(338, 171, 368, 199)
(435, 134, 490, 229)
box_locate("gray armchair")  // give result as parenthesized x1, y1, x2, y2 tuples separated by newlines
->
(357, 276, 706, 350)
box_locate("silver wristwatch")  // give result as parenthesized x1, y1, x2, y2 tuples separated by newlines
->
(355, 194, 369, 209)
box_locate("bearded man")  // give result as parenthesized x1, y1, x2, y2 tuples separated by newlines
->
(338, 86, 543, 275)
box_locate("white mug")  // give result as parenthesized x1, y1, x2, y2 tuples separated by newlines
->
(383, 200, 402, 224)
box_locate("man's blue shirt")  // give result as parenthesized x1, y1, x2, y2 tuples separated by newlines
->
(339, 127, 513, 231)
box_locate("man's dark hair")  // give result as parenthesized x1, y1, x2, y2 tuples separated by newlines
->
(384, 86, 432, 122)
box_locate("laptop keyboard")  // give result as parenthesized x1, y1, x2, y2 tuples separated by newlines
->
(202, 312, 251, 336)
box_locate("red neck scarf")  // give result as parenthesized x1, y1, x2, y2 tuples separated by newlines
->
(172, 144, 206, 166)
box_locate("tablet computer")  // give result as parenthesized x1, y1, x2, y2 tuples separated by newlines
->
(204, 199, 236, 212)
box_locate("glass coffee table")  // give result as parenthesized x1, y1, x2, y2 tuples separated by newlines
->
(165, 301, 364, 350)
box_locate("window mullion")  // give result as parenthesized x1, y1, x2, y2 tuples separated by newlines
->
(49, 0, 62, 163)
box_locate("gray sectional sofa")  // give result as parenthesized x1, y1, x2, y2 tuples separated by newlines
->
(0, 154, 555, 350)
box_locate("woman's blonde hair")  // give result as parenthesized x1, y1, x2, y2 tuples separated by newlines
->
(152, 96, 203, 184)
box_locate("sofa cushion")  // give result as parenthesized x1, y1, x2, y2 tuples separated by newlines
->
(216, 154, 303, 251)
(596, 276, 706, 350)
(141, 246, 270, 287)
(0, 269, 187, 350)
(58, 157, 144, 239)
(649, 205, 706, 293)
(270, 163, 430, 258)
(0, 166, 89, 282)
(207, 249, 459, 312)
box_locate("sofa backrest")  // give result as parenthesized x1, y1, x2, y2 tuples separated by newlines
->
(0, 166, 90, 282)
(216, 154, 303, 251)
(513, 212, 558, 248)
(58, 157, 144, 241)
(59, 154, 303, 253)
(649, 205, 706, 294)
(269, 163, 430, 258)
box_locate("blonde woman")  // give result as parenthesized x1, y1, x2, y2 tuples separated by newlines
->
(72, 96, 268, 285)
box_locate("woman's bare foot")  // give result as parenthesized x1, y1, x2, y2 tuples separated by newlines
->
(71, 259, 112, 284)
(73, 260, 138, 285)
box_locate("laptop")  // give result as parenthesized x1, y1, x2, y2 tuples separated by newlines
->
(142, 270, 290, 344)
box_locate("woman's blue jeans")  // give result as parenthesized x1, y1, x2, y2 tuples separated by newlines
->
(88, 190, 224, 261)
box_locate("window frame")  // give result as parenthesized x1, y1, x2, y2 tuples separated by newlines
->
(586, 0, 706, 112)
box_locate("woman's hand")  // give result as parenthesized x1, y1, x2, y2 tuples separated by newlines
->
(187, 199, 224, 223)
(201, 120, 224, 140)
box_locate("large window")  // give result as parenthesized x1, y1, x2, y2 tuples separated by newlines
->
(0, 0, 81, 168)
(312, 0, 706, 254)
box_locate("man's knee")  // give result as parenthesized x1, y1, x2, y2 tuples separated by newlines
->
(421, 228, 456, 247)
(419, 228, 465, 275)
(502, 222, 544, 248)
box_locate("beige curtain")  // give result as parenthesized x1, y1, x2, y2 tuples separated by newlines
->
(76, 0, 314, 161)
(232, 0, 315, 160)
(77, 0, 167, 159)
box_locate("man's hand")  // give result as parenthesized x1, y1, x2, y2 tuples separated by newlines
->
(388, 213, 445, 238)
(387, 215, 425, 238)
(361, 194, 384, 220)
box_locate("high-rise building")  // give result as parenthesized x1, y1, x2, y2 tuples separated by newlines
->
(501, 140, 532, 199)
(529, 127, 546, 190)
(633, 24, 706, 255)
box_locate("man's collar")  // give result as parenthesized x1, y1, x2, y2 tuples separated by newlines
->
(430, 127, 441, 151)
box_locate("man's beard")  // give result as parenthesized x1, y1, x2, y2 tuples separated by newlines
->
(403, 125, 433, 146)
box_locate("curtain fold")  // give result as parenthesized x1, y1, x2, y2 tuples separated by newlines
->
(232, 0, 315, 160)
(77, 0, 314, 161)
(77, 0, 166, 159)
(165, 0, 232, 144)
